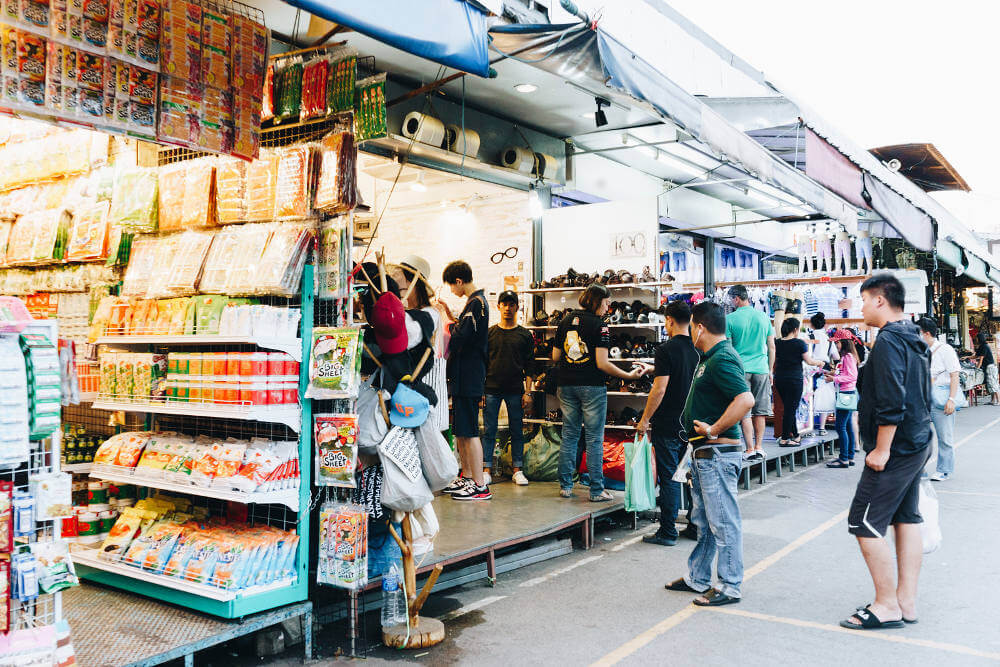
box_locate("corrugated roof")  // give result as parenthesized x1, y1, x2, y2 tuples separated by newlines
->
(869, 143, 971, 192)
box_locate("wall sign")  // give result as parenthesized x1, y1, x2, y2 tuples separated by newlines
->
(610, 232, 648, 258)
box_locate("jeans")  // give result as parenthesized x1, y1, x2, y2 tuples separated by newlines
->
(685, 450, 744, 598)
(930, 406, 955, 475)
(720, 248, 737, 269)
(557, 385, 607, 495)
(834, 406, 856, 461)
(773, 375, 803, 438)
(482, 393, 525, 468)
(651, 432, 684, 539)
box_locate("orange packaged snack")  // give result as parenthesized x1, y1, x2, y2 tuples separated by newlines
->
(274, 145, 312, 219)
(244, 149, 278, 221)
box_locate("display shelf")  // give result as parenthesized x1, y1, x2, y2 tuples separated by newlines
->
(527, 323, 662, 331)
(534, 357, 654, 363)
(95, 335, 303, 361)
(607, 391, 649, 397)
(78, 392, 98, 403)
(521, 281, 674, 294)
(683, 274, 871, 290)
(89, 466, 300, 511)
(62, 462, 92, 473)
(90, 398, 302, 432)
(524, 418, 637, 431)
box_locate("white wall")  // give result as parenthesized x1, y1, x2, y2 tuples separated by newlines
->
(568, 153, 664, 203)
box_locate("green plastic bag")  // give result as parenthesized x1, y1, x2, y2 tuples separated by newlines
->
(624, 434, 656, 512)
(523, 425, 560, 482)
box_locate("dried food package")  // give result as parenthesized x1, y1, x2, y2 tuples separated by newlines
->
(244, 148, 277, 221)
(299, 54, 326, 122)
(60, 43, 79, 115)
(23, 208, 70, 264)
(230, 92, 259, 160)
(143, 233, 179, 298)
(215, 155, 246, 223)
(315, 414, 358, 487)
(16, 30, 46, 110)
(272, 56, 300, 123)
(325, 48, 355, 114)
(5, 213, 36, 265)
(45, 38, 61, 109)
(66, 199, 110, 261)
(354, 74, 386, 142)
(1, 27, 19, 107)
(200, 4, 229, 87)
(255, 222, 310, 295)
(164, 229, 213, 296)
(260, 60, 272, 121)
(156, 160, 185, 232)
(314, 131, 356, 213)
(109, 165, 157, 232)
(126, 63, 156, 136)
(222, 223, 269, 295)
(160, 0, 199, 80)
(274, 144, 312, 219)
(158, 74, 202, 148)
(133, 0, 158, 67)
(198, 224, 238, 292)
(180, 156, 216, 228)
(119, 233, 155, 296)
(20, 0, 50, 31)
(198, 83, 231, 153)
(231, 14, 265, 93)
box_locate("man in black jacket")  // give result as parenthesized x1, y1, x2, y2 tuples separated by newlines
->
(841, 274, 931, 631)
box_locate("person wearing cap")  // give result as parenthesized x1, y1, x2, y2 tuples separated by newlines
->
(439, 260, 491, 501)
(824, 330, 860, 468)
(482, 290, 536, 486)
(398, 255, 449, 434)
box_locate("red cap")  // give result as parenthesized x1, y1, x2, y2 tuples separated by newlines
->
(371, 292, 408, 355)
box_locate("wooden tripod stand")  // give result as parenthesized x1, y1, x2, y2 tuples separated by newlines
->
(383, 513, 445, 648)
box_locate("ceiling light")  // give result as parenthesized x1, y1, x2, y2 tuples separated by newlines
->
(514, 83, 537, 94)
(529, 189, 543, 218)
(656, 150, 704, 177)
(594, 97, 609, 127)
(410, 172, 426, 193)
(751, 183, 800, 206)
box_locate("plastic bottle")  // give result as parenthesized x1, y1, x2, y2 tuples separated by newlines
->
(380, 563, 406, 627)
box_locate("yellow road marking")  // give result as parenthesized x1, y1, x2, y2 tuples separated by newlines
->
(707, 607, 1000, 662)
(590, 606, 701, 667)
(744, 510, 848, 581)
(955, 415, 1000, 449)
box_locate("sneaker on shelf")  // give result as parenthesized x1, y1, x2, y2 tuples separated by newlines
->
(443, 476, 472, 494)
(482, 471, 492, 486)
(929, 472, 950, 482)
(452, 484, 492, 501)
(512, 471, 529, 486)
(753, 450, 766, 460)
(742, 451, 755, 460)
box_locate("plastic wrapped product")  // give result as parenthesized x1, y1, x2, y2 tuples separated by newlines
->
(222, 223, 269, 295)
(272, 56, 301, 123)
(109, 166, 158, 232)
(231, 14, 266, 94)
(244, 149, 278, 220)
(254, 222, 310, 296)
(354, 74, 387, 142)
(215, 156, 246, 223)
(325, 48, 356, 114)
(163, 229, 214, 296)
(180, 157, 216, 229)
(209, 440, 247, 489)
(156, 161, 186, 232)
(142, 234, 180, 299)
(160, 0, 201, 80)
(260, 61, 273, 121)
(274, 145, 312, 219)
(120, 234, 155, 296)
(299, 54, 327, 122)
(315, 413, 358, 487)
(66, 200, 111, 261)
(305, 327, 362, 400)
(199, 4, 229, 87)
(314, 131, 356, 213)
(197, 224, 238, 293)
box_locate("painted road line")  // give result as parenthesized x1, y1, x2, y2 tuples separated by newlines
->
(437, 595, 507, 622)
(590, 606, 701, 667)
(955, 415, 1000, 449)
(936, 489, 1000, 498)
(707, 607, 1000, 662)
(610, 528, 659, 552)
(744, 510, 848, 581)
(519, 554, 605, 588)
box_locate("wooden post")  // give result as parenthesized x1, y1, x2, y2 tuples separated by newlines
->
(385, 513, 445, 648)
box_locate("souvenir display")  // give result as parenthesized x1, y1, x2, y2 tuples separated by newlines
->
(314, 413, 358, 487)
(305, 326, 362, 399)
(316, 502, 367, 590)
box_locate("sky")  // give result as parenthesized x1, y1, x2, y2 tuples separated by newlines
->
(664, 0, 1000, 233)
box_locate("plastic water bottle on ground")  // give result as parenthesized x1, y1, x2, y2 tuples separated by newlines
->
(381, 563, 406, 627)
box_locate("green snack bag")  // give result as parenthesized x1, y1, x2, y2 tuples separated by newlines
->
(195, 295, 228, 335)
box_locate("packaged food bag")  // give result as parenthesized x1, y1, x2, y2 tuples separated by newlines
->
(314, 131, 356, 213)
(66, 200, 111, 261)
(164, 230, 214, 296)
(156, 161, 186, 232)
(244, 149, 278, 221)
(305, 327, 362, 399)
(109, 166, 158, 232)
(314, 413, 358, 487)
(181, 157, 217, 229)
(215, 156, 247, 223)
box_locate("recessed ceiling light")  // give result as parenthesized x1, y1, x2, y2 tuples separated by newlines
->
(514, 83, 537, 93)
(410, 172, 426, 192)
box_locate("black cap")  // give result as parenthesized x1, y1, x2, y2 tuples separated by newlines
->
(498, 290, 519, 305)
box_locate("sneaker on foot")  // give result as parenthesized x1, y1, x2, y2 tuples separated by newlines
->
(643, 533, 678, 546)
(559, 488, 573, 498)
(753, 450, 766, 460)
(512, 471, 529, 486)
(443, 476, 473, 494)
(929, 472, 949, 482)
(742, 451, 756, 460)
(452, 484, 492, 500)
(482, 471, 492, 486)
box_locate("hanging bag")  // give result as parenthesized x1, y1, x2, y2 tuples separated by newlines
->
(377, 426, 433, 512)
(835, 390, 858, 411)
(624, 434, 656, 512)
(414, 418, 459, 491)
(918, 479, 942, 553)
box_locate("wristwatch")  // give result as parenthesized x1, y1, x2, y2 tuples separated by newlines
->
(704, 427, 715, 440)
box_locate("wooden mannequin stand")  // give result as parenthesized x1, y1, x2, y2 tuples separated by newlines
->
(384, 514, 445, 649)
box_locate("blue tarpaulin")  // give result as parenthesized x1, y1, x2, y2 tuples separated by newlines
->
(286, 0, 490, 77)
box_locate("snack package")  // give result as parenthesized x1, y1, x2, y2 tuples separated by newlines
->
(305, 327, 362, 399)
(112, 431, 149, 466)
(221, 224, 269, 295)
(156, 160, 186, 232)
(180, 157, 216, 229)
(231, 14, 265, 93)
(29, 472, 72, 519)
(272, 55, 301, 123)
(109, 166, 158, 232)
(66, 200, 111, 261)
(190, 441, 222, 486)
(274, 145, 312, 219)
(163, 230, 214, 296)
(182, 534, 217, 583)
(31, 540, 79, 593)
(244, 148, 278, 221)
(99, 506, 149, 557)
(209, 439, 247, 488)
(317, 502, 366, 590)
(0, 560, 8, 632)
(199, 3, 229, 87)
(253, 223, 310, 296)
(140, 521, 184, 573)
(92, 432, 123, 464)
(325, 48, 356, 114)
(354, 73, 386, 141)
(314, 131, 356, 213)
(214, 155, 246, 223)
(299, 54, 326, 122)
(314, 413, 358, 487)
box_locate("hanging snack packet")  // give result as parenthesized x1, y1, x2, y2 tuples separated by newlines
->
(274, 145, 312, 219)
(109, 166, 158, 232)
(214, 156, 246, 223)
(113, 431, 149, 466)
(314, 131, 356, 213)
(354, 73, 386, 142)
(66, 200, 111, 261)
(244, 148, 278, 220)
(272, 55, 301, 123)
(305, 327, 362, 399)
(325, 48, 356, 114)
(180, 157, 216, 229)
(314, 413, 358, 487)
(299, 54, 326, 122)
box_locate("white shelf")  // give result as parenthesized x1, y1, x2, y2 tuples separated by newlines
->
(78, 392, 98, 403)
(62, 463, 92, 473)
(88, 466, 299, 511)
(524, 418, 637, 431)
(527, 323, 662, 331)
(95, 335, 302, 362)
(71, 545, 296, 602)
(607, 391, 649, 397)
(91, 399, 302, 432)
(521, 281, 673, 294)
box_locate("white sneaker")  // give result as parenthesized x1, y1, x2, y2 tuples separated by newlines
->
(512, 471, 529, 486)
(929, 472, 949, 482)
(482, 471, 492, 486)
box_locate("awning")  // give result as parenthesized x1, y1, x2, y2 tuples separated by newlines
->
(805, 129, 866, 210)
(283, 0, 490, 76)
(488, 23, 856, 226)
(936, 238, 963, 272)
(964, 253, 989, 285)
(862, 173, 934, 252)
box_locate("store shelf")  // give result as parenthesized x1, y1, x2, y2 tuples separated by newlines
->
(95, 335, 302, 361)
(71, 545, 296, 603)
(527, 323, 662, 331)
(78, 392, 98, 403)
(683, 274, 871, 290)
(524, 418, 637, 431)
(62, 463, 92, 473)
(90, 399, 302, 432)
(89, 466, 300, 511)
(521, 282, 673, 294)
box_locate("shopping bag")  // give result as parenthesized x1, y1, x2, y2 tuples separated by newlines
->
(814, 381, 836, 413)
(918, 480, 942, 554)
(414, 419, 459, 492)
(624, 434, 656, 512)
(931, 384, 968, 411)
(357, 374, 389, 456)
(377, 427, 433, 512)
(523, 425, 560, 481)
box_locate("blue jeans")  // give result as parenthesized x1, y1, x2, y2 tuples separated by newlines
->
(557, 385, 607, 495)
(482, 393, 525, 468)
(685, 451, 744, 598)
(834, 407, 856, 462)
(931, 406, 955, 475)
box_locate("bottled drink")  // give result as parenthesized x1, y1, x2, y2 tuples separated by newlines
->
(380, 563, 406, 627)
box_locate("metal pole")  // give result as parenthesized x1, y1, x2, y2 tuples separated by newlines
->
(704, 237, 715, 294)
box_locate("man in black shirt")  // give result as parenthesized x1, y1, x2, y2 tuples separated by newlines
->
(440, 260, 491, 501)
(842, 274, 931, 630)
(638, 301, 700, 546)
(482, 291, 535, 486)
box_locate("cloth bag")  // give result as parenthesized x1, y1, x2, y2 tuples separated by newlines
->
(835, 390, 858, 411)
(624, 434, 656, 512)
(918, 479, 942, 553)
(414, 419, 459, 492)
(357, 374, 389, 456)
(377, 426, 433, 512)
(931, 384, 968, 411)
(814, 381, 836, 413)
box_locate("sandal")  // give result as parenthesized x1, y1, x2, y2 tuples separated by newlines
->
(839, 607, 904, 630)
(664, 578, 704, 593)
(826, 460, 850, 468)
(693, 588, 741, 607)
(590, 490, 614, 502)
(856, 604, 917, 624)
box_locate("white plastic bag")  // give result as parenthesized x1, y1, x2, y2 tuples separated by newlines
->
(378, 427, 433, 512)
(918, 480, 942, 554)
(813, 380, 836, 413)
(357, 375, 388, 456)
(415, 419, 459, 492)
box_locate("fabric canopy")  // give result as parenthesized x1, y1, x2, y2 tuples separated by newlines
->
(964, 253, 989, 285)
(935, 238, 964, 272)
(805, 129, 866, 210)
(862, 173, 934, 252)
(287, 0, 489, 76)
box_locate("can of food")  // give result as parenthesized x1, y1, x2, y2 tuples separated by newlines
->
(237, 352, 254, 377)
(77, 511, 100, 536)
(189, 381, 203, 402)
(282, 382, 297, 405)
(116, 484, 137, 500)
(267, 352, 285, 376)
(250, 381, 268, 405)
(87, 482, 110, 504)
(217, 381, 238, 404)
(250, 352, 269, 376)
(284, 358, 300, 377)
(227, 353, 243, 378)
(265, 380, 282, 405)
(61, 515, 79, 538)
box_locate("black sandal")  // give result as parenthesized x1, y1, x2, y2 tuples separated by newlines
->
(857, 604, 917, 624)
(693, 588, 741, 607)
(664, 578, 704, 593)
(826, 460, 850, 468)
(839, 607, 904, 630)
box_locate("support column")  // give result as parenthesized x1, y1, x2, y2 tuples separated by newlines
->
(703, 236, 715, 294)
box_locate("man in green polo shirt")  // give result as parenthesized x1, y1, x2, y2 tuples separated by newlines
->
(725, 285, 774, 461)
(664, 301, 754, 607)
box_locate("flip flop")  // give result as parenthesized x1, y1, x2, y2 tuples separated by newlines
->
(693, 588, 741, 607)
(857, 604, 917, 624)
(664, 578, 704, 593)
(839, 607, 904, 630)
(826, 460, 850, 468)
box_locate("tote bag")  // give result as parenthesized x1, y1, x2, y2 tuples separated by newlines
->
(624, 434, 656, 512)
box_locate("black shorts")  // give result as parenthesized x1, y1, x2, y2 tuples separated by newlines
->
(452, 395, 481, 438)
(848, 448, 930, 539)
